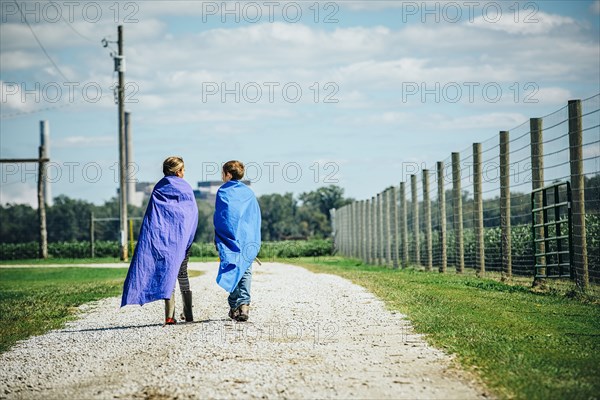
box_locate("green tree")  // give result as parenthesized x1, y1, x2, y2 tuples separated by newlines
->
(296, 205, 331, 238)
(298, 185, 353, 221)
(0, 203, 37, 243)
(258, 193, 300, 241)
(47, 196, 94, 242)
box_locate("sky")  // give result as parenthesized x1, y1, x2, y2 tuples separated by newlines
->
(1, 0, 599, 206)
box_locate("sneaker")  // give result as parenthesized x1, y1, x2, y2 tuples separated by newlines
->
(228, 307, 239, 320)
(165, 317, 177, 325)
(236, 304, 250, 322)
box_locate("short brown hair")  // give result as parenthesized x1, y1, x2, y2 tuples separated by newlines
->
(163, 156, 184, 176)
(223, 160, 244, 180)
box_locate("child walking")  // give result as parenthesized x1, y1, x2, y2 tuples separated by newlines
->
(213, 160, 261, 322)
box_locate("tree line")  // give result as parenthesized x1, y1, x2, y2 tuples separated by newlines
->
(2, 176, 598, 244)
(0, 185, 353, 244)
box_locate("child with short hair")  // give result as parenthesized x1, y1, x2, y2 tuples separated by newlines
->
(214, 160, 261, 321)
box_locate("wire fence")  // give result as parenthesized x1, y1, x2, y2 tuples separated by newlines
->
(333, 96, 600, 291)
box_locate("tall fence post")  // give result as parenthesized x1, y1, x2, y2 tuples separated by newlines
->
(473, 142, 485, 277)
(568, 99, 589, 290)
(400, 182, 409, 268)
(365, 199, 371, 264)
(379, 191, 385, 265)
(90, 212, 95, 258)
(360, 200, 366, 263)
(350, 201, 356, 258)
(353, 201, 360, 258)
(345, 204, 350, 257)
(531, 117, 545, 281)
(391, 186, 399, 269)
(375, 195, 379, 264)
(411, 174, 420, 267)
(371, 196, 377, 265)
(351, 202, 357, 258)
(423, 169, 433, 271)
(384, 188, 392, 267)
(339, 206, 344, 256)
(452, 152, 465, 273)
(437, 161, 447, 273)
(500, 131, 512, 279)
(354, 201, 362, 258)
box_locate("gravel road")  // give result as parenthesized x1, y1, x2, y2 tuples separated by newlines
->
(0, 262, 488, 399)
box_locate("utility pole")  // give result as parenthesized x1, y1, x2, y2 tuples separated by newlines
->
(37, 146, 48, 258)
(125, 111, 136, 206)
(117, 25, 128, 261)
(40, 121, 52, 206)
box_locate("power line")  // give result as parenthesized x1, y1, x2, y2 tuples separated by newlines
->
(14, 0, 70, 82)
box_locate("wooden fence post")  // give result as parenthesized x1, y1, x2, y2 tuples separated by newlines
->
(500, 131, 512, 279)
(371, 196, 377, 265)
(437, 161, 447, 273)
(376, 193, 381, 265)
(531, 117, 545, 281)
(423, 169, 433, 271)
(411, 175, 420, 266)
(384, 189, 392, 267)
(473, 142, 485, 277)
(400, 182, 409, 268)
(568, 99, 589, 290)
(452, 152, 465, 273)
(365, 199, 371, 264)
(390, 186, 399, 269)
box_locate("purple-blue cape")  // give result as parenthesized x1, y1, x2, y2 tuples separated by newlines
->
(121, 176, 198, 307)
(214, 180, 261, 292)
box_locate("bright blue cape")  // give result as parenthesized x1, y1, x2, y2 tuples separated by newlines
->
(121, 176, 198, 307)
(214, 180, 261, 292)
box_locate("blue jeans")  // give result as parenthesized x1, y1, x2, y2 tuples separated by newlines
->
(228, 266, 252, 310)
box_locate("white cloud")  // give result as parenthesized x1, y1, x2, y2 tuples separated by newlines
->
(433, 112, 528, 130)
(1, 80, 35, 112)
(0, 50, 46, 70)
(470, 11, 575, 35)
(0, 183, 37, 207)
(535, 87, 572, 105)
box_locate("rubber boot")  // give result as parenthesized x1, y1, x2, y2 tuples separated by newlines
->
(180, 291, 193, 322)
(164, 292, 176, 325)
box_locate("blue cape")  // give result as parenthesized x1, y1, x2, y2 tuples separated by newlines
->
(214, 180, 261, 292)
(121, 176, 198, 307)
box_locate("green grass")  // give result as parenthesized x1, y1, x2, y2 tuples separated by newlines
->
(290, 257, 600, 400)
(0, 257, 125, 265)
(0, 267, 202, 353)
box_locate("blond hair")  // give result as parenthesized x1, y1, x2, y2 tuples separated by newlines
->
(223, 160, 244, 180)
(163, 156, 184, 176)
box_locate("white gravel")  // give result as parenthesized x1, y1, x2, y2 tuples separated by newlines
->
(0, 262, 489, 399)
